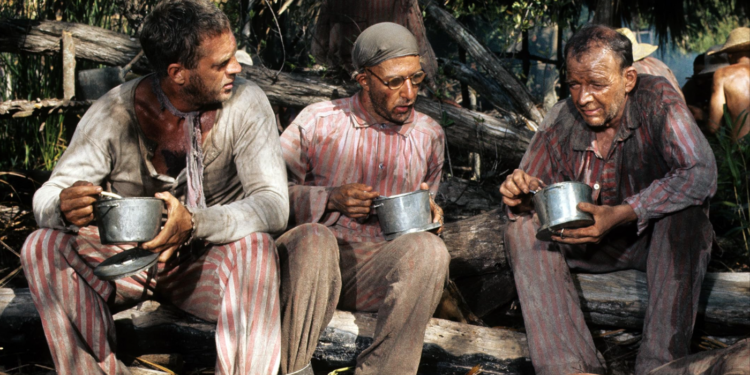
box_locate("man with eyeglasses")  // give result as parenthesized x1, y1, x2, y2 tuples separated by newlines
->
(275, 22, 450, 375)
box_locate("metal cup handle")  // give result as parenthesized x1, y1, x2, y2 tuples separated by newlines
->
(371, 203, 383, 209)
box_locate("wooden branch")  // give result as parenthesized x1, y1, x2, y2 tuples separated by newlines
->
(0, 20, 530, 163)
(0, 98, 95, 119)
(420, 0, 546, 124)
(0, 288, 533, 374)
(0, 19, 149, 72)
(439, 58, 538, 132)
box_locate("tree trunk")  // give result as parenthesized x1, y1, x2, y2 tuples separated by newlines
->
(0, 288, 533, 374)
(0, 19, 530, 165)
(420, 0, 545, 124)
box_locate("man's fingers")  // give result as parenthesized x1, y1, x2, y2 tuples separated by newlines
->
(502, 196, 523, 207)
(60, 196, 98, 212)
(61, 185, 102, 200)
(577, 202, 598, 214)
(157, 246, 178, 263)
(350, 190, 380, 200)
(420, 182, 430, 190)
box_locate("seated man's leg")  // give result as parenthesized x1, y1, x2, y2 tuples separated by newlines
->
(636, 205, 712, 374)
(504, 215, 605, 375)
(158, 232, 280, 375)
(276, 223, 341, 374)
(339, 232, 450, 375)
(21, 227, 156, 374)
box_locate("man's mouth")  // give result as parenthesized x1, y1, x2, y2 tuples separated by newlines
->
(582, 108, 601, 116)
(394, 104, 413, 114)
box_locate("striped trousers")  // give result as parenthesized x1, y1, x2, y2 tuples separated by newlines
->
(21, 226, 281, 375)
(276, 224, 450, 375)
(504, 205, 712, 375)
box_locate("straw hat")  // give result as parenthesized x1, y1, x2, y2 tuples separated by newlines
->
(616, 28, 658, 61)
(709, 27, 750, 55)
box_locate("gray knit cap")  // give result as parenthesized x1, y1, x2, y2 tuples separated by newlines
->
(351, 22, 420, 72)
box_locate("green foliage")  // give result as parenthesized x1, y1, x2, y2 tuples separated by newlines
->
(711, 106, 750, 257)
(0, 0, 156, 171)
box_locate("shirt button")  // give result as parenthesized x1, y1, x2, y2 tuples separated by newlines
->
(594, 183, 600, 190)
(379, 163, 384, 169)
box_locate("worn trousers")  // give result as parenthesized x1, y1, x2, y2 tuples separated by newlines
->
(504, 205, 712, 375)
(21, 226, 281, 375)
(276, 223, 450, 375)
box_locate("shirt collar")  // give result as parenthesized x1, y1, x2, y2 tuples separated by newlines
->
(350, 92, 416, 136)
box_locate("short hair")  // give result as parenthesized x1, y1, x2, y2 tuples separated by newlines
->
(564, 25, 633, 70)
(140, 0, 231, 77)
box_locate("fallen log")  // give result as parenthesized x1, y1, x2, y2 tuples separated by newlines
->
(420, 0, 545, 124)
(0, 288, 533, 374)
(439, 58, 537, 133)
(0, 19, 530, 164)
(0, 98, 94, 119)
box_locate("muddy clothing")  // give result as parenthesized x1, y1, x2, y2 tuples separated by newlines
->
(23, 228, 280, 375)
(33, 76, 289, 244)
(312, 0, 438, 80)
(23, 77, 288, 374)
(634, 58, 684, 100)
(506, 75, 717, 375)
(277, 94, 449, 375)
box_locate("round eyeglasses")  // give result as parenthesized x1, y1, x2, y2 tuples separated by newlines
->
(366, 68, 426, 90)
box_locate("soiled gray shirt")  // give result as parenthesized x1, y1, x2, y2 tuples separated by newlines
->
(33, 76, 289, 244)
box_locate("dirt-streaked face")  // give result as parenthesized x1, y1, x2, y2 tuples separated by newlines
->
(357, 55, 422, 124)
(566, 47, 637, 128)
(182, 31, 241, 106)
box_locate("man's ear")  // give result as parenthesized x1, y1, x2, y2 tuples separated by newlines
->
(167, 63, 186, 85)
(355, 72, 369, 92)
(623, 66, 637, 93)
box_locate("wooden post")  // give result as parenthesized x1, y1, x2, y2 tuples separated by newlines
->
(61, 31, 75, 101)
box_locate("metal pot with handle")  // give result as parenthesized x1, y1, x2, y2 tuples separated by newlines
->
(532, 181, 594, 241)
(371, 190, 441, 241)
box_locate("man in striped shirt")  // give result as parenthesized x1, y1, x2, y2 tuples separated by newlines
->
(21, 1, 287, 373)
(500, 26, 716, 375)
(276, 23, 450, 375)
(617, 28, 684, 101)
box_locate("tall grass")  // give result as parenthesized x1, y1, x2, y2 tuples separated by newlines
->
(711, 106, 750, 257)
(0, 0, 147, 171)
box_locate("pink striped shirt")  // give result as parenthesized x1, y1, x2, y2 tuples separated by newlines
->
(634, 57, 684, 100)
(519, 75, 716, 234)
(280, 93, 445, 244)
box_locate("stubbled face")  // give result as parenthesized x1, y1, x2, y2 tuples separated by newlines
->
(566, 47, 636, 128)
(359, 55, 421, 124)
(183, 31, 242, 106)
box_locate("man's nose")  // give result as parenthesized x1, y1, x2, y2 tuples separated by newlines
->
(577, 86, 593, 106)
(400, 79, 417, 99)
(227, 56, 242, 75)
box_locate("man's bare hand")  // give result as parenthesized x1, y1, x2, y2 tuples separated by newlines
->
(420, 182, 444, 234)
(499, 169, 544, 212)
(59, 181, 102, 227)
(551, 203, 637, 244)
(327, 183, 380, 218)
(141, 192, 193, 262)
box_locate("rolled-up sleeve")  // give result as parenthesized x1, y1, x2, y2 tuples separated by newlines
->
(192, 86, 289, 243)
(624, 95, 717, 234)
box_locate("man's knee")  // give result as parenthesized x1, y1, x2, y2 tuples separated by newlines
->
(21, 228, 68, 272)
(396, 231, 450, 281)
(277, 223, 338, 269)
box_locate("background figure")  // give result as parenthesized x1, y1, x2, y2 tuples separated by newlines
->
(312, 0, 438, 82)
(709, 27, 750, 140)
(682, 46, 729, 130)
(617, 28, 685, 100)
